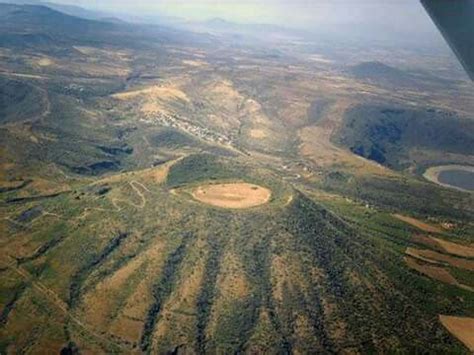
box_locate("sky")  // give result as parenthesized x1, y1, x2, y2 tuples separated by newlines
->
(48, 0, 435, 33)
(40, 0, 444, 47)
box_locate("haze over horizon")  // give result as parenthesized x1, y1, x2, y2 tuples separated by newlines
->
(3, 0, 449, 48)
(34, 0, 436, 34)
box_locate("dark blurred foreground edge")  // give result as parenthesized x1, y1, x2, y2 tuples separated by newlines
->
(421, 0, 474, 81)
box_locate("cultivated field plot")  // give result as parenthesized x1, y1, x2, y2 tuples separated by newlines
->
(439, 316, 474, 352)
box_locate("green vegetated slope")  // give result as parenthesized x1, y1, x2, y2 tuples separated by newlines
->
(1, 154, 472, 354)
(0, 92, 133, 178)
(335, 104, 474, 170)
(349, 61, 459, 91)
(0, 78, 45, 124)
(0, 4, 154, 50)
(319, 169, 474, 219)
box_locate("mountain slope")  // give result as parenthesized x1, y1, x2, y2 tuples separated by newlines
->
(1, 154, 471, 353)
(335, 103, 474, 170)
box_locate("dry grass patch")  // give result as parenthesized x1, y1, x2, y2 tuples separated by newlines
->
(108, 278, 150, 343)
(271, 254, 291, 303)
(0, 179, 25, 191)
(73, 46, 132, 62)
(192, 183, 271, 209)
(113, 85, 189, 117)
(306, 54, 333, 64)
(393, 214, 443, 233)
(182, 59, 208, 67)
(73, 46, 99, 55)
(37, 52, 131, 77)
(197, 80, 244, 133)
(75, 62, 130, 77)
(94, 157, 183, 187)
(271, 253, 310, 304)
(107, 241, 168, 343)
(152, 240, 208, 351)
(36, 57, 54, 67)
(206, 80, 243, 109)
(298, 99, 391, 176)
(5, 177, 71, 199)
(293, 313, 321, 352)
(80, 251, 149, 331)
(141, 101, 169, 115)
(249, 129, 268, 139)
(439, 315, 474, 352)
(246, 308, 280, 350)
(112, 85, 189, 103)
(215, 252, 249, 301)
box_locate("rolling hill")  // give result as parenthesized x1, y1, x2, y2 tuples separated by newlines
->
(335, 103, 474, 170)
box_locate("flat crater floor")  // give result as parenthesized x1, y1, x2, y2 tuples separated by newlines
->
(192, 183, 272, 209)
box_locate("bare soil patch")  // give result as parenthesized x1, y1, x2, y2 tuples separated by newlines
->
(192, 183, 271, 209)
(434, 237, 474, 258)
(411, 235, 474, 259)
(404, 256, 458, 285)
(439, 315, 474, 352)
(412, 234, 444, 251)
(406, 247, 474, 271)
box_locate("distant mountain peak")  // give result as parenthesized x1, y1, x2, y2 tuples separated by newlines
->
(206, 17, 234, 25)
